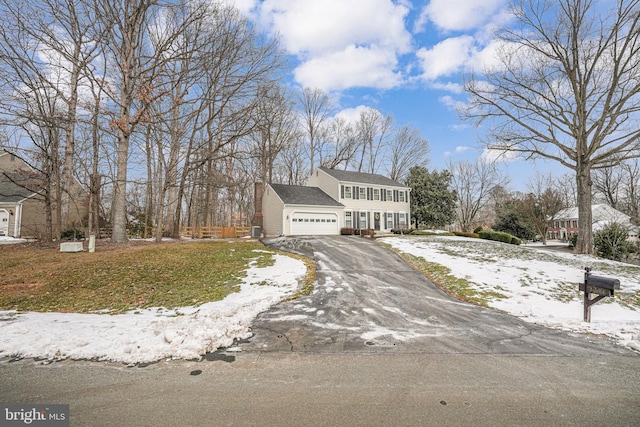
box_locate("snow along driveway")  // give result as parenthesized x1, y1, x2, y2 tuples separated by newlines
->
(0, 251, 307, 364)
(241, 236, 636, 355)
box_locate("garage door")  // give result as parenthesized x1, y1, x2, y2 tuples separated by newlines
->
(291, 212, 339, 235)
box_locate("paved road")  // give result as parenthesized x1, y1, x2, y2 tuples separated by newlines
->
(1, 236, 639, 426)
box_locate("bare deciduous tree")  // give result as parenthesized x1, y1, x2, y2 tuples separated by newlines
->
(354, 108, 393, 174)
(250, 84, 299, 183)
(462, 0, 640, 254)
(593, 159, 640, 221)
(524, 172, 565, 244)
(449, 159, 509, 232)
(299, 87, 331, 176)
(319, 117, 359, 170)
(387, 125, 430, 182)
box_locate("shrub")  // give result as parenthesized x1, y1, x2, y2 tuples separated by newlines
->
(61, 228, 84, 240)
(413, 230, 455, 236)
(494, 231, 514, 244)
(340, 228, 355, 235)
(391, 228, 415, 235)
(478, 230, 491, 241)
(478, 229, 520, 245)
(360, 228, 375, 238)
(568, 233, 578, 248)
(473, 226, 483, 234)
(453, 231, 480, 238)
(594, 223, 631, 261)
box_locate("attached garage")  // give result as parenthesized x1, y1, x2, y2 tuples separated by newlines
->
(290, 212, 339, 236)
(262, 183, 344, 237)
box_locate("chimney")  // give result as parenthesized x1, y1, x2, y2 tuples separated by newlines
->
(253, 181, 264, 227)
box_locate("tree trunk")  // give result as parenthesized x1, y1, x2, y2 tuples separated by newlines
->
(111, 126, 130, 243)
(575, 166, 593, 254)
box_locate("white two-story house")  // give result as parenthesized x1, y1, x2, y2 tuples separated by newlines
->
(261, 167, 410, 236)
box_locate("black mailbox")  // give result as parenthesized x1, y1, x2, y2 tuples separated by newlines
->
(580, 267, 621, 322)
(586, 275, 620, 291)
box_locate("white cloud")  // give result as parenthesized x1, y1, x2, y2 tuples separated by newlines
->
(430, 81, 464, 93)
(227, 0, 258, 16)
(416, 36, 475, 80)
(421, 0, 507, 32)
(481, 147, 520, 163)
(335, 105, 380, 123)
(294, 45, 401, 91)
(443, 144, 474, 157)
(258, 0, 411, 55)
(439, 95, 467, 112)
(417, 36, 508, 82)
(254, 0, 411, 91)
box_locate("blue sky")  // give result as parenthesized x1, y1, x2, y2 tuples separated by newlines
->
(228, 0, 567, 190)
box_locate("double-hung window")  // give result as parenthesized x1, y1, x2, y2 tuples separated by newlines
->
(359, 212, 368, 229)
(386, 212, 394, 230)
(399, 212, 407, 226)
(345, 211, 353, 228)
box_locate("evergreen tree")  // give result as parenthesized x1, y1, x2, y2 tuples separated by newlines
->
(406, 166, 456, 228)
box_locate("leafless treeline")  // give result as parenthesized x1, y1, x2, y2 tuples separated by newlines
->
(0, 0, 429, 242)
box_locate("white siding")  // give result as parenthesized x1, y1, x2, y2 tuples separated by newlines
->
(262, 185, 285, 237)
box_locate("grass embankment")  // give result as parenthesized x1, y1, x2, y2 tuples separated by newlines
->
(397, 251, 507, 307)
(0, 240, 314, 314)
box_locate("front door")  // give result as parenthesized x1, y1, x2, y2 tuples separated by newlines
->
(373, 211, 381, 231)
(0, 210, 9, 236)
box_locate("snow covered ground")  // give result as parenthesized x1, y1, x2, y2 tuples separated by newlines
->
(1, 235, 639, 364)
(381, 236, 640, 353)
(0, 252, 307, 364)
(0, 236, 27, 244)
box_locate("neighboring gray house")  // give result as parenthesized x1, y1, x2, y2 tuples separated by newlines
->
(261, 167, 410, 237)
(0, 152, 88, 239)
(0, 153, 40, 238)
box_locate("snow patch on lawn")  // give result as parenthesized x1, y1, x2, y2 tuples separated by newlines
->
(0, 254, 306, 364)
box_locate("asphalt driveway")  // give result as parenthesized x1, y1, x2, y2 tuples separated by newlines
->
(244, 235, 630, 355)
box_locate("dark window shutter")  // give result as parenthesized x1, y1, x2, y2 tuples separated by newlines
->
(354, 186, 359, 200)
(341, 185, 344, 199)
(381, 189, 386, 201)
(394, 213, 399, 228)
(367, 187, 372, 200)
(393, 190, 398, 202)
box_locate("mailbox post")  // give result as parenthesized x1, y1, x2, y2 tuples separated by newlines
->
(579, 267, 620, 322)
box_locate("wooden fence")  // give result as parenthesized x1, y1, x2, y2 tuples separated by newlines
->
(179, 226, 252, 239)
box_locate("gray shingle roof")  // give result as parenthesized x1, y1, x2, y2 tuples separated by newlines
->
(270, 183, 344, 207)
(318, 167, 408, 188)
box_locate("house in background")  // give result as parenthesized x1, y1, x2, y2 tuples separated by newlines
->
(261, 167, 411, 237)
(547, 204, 639, 242)
(0, 152, 89, 239)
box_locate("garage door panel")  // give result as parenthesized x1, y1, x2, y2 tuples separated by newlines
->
(291, 212, 339, 235)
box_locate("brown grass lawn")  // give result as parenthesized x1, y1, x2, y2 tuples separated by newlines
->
(0, 239, 313, 314)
